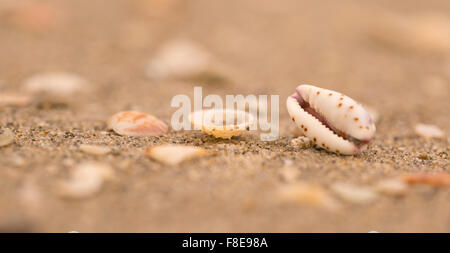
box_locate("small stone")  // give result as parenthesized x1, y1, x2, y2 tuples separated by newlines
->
(331, 182, 378, 204)
(0, 92, 33, 107)
(414, 123, 444, 139)
(58, 162, 113, 199)
(402, 173, 450, 187)
(375, 178, 408, 196)
(418, 154, 431, 160)
(290, 136, 312, 148)
(144, 144, 208, 166)
(79, 144, 111, 155)
(0, 128, 15, 147)
(146, 39, 211, 79)
(278, 183, 341, 211)
(24, 72, 88, 96)
(107, 111, 168, 137)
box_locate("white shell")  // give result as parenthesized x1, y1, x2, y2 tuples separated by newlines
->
(189, 109, 254, 139)
(145, 144, 208, 165)
(287, 84, 376, 155)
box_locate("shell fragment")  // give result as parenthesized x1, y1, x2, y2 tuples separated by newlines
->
(189, 109, 254, 139)
(107, 111, 168, 137)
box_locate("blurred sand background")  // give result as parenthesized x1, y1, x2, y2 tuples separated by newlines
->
(0, 0, 449, 232)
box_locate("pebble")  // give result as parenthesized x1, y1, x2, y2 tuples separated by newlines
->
(290, 136, 312, 148)
(0, 128, 15, 147)
(402, 173, 450, 187)
(107, 111, 168, 137)
(0, 92, 33, 107)
(375, 178, 408, 196)
(58, 162, 113, 199)
(145, 144, 208, 166)
(414, 123, 444, 139)
(278, 183, 341, 211)
(79, 144, 111, 155)
(24, 72, 88, 96)
(330, 182, 378, 204)
(146, 39, 211, 79)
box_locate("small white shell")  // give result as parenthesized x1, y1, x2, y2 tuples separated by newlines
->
(414, 123, 444, 139)
(145, 144, 208, 165)
(24, 72, 88, 96)
(287, 84, 376, 155)
(189, 109, 254, 139)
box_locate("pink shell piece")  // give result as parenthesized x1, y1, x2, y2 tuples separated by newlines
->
(107, 111, 168, 137)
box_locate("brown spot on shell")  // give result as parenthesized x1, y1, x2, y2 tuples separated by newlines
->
(304, 128, 308, 132)
(322, 143, 325, 147)
(313, 137, 317, 142)
(301, 124, 304, 129)
(328, 93, 332, 96)
(359, 125, 363, 129)
(349, 106, 354, 110)
(354, 117, 359, 122)
(292, 117, 295, 121)
(316, 91, 320, 95)
(338, 103, 342, 107)
(366, 126, 370, 130)
(339, 97, 343, 101)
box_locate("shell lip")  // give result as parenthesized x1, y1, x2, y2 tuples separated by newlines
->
(291, 90, 369, 149)
(189, 108, 254, 131)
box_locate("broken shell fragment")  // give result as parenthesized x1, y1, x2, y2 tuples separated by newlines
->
(23, 72, 88, 96)
(402, 173, 450, 187)
(286, 84, 376, 155)
(0, 92, 33, 107)
(107, 111, 168, 137)
(375, 178, 408, 196)
(278, 183, 341, 211)
(189, 109, 254, 139)
(145, 144, 208, 166)
(414, 123, 444, 139)
(58, 162, 113, 199)
(0, 128, 15, 147)
(79, 144, 111, 155)
(146, 39, 211, 79)
(371, 12, 450, 53)
(330, 182, 378, 204)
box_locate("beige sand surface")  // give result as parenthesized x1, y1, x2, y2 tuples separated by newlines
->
(0, 0, 448, 232)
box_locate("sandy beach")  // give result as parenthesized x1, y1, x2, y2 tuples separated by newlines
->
(0, 0, 449, 232)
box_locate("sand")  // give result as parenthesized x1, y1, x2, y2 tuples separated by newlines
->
(0, 0, 449, 232)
